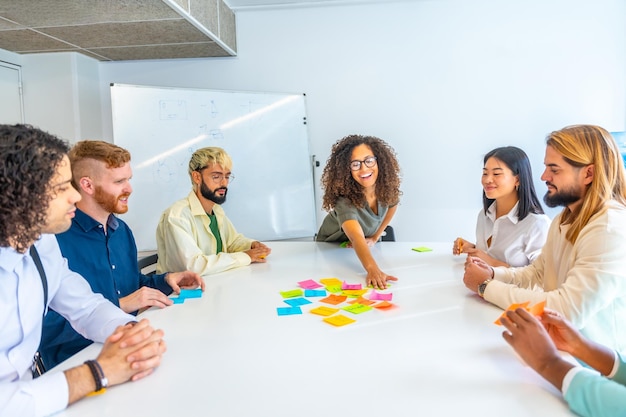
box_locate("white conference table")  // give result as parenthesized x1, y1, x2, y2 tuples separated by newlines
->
(56, 242, 574, 417)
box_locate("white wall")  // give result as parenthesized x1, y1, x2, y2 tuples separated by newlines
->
(6, 0, 626, 243)
(20, 52, 102, 143)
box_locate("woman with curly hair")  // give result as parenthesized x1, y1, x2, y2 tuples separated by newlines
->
(316, 134, 402, 289)
(452, 146, 550, 267)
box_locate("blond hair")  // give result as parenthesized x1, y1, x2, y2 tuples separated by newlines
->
(188, 147, 233, 190)
(547, 125, 626, 243)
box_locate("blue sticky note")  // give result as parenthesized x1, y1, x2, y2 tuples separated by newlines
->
(283, 297, 313, 307)
(171, 297, 185, 304)
(277, 306, 302, 316)
(304, 289, 327, 297)
(179, 289, 203, 299)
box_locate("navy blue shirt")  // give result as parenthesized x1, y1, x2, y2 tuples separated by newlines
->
(39, 208, 172, 369)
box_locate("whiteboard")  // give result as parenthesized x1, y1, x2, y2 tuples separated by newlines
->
(110, 83, 316, 251)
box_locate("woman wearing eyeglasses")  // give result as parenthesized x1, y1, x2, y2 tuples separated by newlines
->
(316, 135, 402, 289)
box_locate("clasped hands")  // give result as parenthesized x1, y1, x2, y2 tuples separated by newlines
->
(96, 319, 167, 386)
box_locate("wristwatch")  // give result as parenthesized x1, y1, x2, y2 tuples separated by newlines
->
(478, 279, 492, 298)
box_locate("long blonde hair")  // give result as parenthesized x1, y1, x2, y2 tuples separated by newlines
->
(547, 125, 626, 243)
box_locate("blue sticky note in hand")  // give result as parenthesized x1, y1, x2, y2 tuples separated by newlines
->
(277, 306, 302, 316)
(283, 297, 312, 307)
(178, 288, 203, 299)
(171, 297, 185, 304)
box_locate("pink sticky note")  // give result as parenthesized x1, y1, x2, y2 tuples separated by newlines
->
(298, 279, 322, 289)
(341, 281, 362, 290)
(369, 290, 393, 301)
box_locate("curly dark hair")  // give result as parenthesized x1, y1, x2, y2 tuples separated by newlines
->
(321, 134, 402, 211)
(0, 124, 69, 253)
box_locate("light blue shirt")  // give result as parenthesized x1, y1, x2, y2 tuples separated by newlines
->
(0, 234, 134, 417)
(564, 352, 626, 417)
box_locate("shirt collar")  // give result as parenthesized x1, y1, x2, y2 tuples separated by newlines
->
(187, 191, 224, 217)
(486, 201, 520, 224)
(73, 207, 119, 232)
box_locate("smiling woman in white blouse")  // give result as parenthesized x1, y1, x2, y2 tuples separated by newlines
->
(453, 146, 550, 267)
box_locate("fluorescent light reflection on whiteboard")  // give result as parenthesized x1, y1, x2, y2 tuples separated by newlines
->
(219, 95, 300, 130)
(135, 134, 208, 169)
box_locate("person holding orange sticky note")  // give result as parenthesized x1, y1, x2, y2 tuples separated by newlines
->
(501, 307, 626, 417)
(453, 146, 549, 267)
(463, 125, 626, 353)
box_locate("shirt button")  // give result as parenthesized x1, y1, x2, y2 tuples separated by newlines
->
(98, 225, 103, 228)
(117, 290, 121, 295)
(112, 265, 116, 270)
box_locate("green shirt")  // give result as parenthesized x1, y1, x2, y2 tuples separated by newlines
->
(207, 212, 223, 253)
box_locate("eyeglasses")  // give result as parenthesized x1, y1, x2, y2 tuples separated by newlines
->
(350, 156, 377, 171)
(209, 173, 234, 184)
(197, 168, 235, 184)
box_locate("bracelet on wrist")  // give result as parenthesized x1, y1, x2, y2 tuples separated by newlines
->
(84, 359, 108, 395)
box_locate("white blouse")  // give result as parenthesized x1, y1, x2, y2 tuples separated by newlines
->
(475, 202, 550, 267)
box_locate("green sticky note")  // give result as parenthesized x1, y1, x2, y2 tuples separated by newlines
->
(412, 247, 432, 252)
(340, 241, 350, 248)
(280, 289, 304, 298)
(342, 303, 373, 314)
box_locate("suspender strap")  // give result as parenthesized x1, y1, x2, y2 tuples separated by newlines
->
(29, 245, 48, 313)
(30, 245, 49, 377)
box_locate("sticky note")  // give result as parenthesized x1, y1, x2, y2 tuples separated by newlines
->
(310, 306, 339, 316)
(178, 288, 203, 299)
(298, 279, 322, 289)
(348, 297, 375, 306)
(320, 278, 342, 286)
(323, 314, 356, 327)
(373, 301, 395, 309)
(494, 301, 546, 325)
(369, 291, 393, 301)
(171, 297, 185, 304)
(339, 241, 350, 248)
(277, 306, 302, 316)
(412, 247, 433, 252)
(342, 289, 368, 298)
(280, 289, 304, 299)
(283, 297, 312, 307)
(320, 294, 348, 305)
(325, 285, 343, 294)
(304, 289, 327, 297)
(342, 281, 362, 290)
(342, 303, 373, 314)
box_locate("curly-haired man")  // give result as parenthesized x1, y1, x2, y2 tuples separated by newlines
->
(0, 124, 166, 417)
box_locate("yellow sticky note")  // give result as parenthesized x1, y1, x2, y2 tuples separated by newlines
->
(320, 278, 342, 286)
(342, 289, 368, 297)
(310, 306, 339, 316)
(325, 285, 342, 293)
(412, 247, 432, 252)
(323, 314, 356, 327)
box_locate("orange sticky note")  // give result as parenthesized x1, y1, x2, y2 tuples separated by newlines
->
(494, 301, 545, 325)
(348, 297, 375, 306)
(323, 314, 356, 327)
(320, 294, 348, 305)
(373, 301, 395, 309)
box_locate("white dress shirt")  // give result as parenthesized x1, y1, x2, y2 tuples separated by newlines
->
(475, 202, 550, 267)
(0, 234, 134, 417)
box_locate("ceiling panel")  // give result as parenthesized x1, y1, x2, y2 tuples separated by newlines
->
(0, 0, 237, 61)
